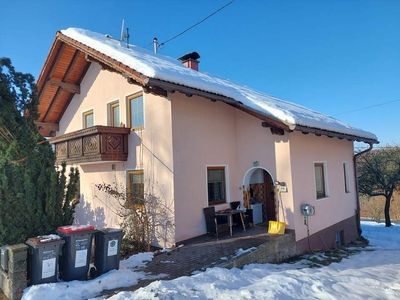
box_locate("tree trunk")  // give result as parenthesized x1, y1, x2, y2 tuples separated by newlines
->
(384, 195, 392, 227)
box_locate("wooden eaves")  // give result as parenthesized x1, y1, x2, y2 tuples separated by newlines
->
(35, 31, 151, 137)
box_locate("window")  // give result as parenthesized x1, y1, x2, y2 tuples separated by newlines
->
(109, 101, 120, 127)
(207, 167, 226, 205)
(83, 110, 94, 128)
(127, 170, 144, 207)
(336, 230, 344, 246)
(127, 93, 144, 130)
(314, 162, 327, 199)
(343, 162, 350, 193)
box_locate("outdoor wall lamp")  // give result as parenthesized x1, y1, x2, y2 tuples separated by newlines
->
(274, 181, 288, 192)
(274, 181, 286, 186)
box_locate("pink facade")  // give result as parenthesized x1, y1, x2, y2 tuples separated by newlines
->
(171, 94, 284, 241)
(289, 132, 357, 242)
(170, 90, 357, 247)
(56, 61, 360, 250)
(60, 64, 175, 248)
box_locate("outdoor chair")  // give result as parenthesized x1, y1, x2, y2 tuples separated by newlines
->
(203, 207, 229, 240)
(243, 209, 253, 227)
(230, 201, 241, 226)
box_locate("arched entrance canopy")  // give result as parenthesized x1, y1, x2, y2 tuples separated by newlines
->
(242, 166, 275, 190)
(242, 166, 277, 223)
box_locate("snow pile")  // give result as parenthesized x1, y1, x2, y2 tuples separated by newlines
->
(21, 222, 400, 300)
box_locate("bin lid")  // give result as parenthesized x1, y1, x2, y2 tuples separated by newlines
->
(97, 228, 123, 234)
(57, 224, 95, 233)
(27, 234, 64, 245)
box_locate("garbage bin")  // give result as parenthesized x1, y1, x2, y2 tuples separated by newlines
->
(26, 234, 65, 285)
(57, 225, 96, 281)
(94, 228, 124, 276)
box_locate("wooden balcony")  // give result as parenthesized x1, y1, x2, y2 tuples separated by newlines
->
(49, 125, 131, 164)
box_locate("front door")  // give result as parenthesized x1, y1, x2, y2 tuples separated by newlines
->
(263, 171, 276, 222)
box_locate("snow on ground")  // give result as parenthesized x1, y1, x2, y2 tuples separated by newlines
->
(22, 222, 400, 300)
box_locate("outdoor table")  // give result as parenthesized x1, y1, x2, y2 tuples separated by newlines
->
(215, 209, 246, 236)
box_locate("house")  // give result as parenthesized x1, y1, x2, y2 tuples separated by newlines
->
(35, 28, 378, 252)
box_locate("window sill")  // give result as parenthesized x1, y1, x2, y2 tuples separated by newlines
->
(209, 201, 226, 206)
(130, 127, 145, 132)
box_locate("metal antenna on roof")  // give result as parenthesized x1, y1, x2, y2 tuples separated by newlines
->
(120, 19, 130, 48)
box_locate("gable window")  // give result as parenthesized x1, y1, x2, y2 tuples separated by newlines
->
(314, 162, 328, 199)
(343, 162, 350, 193)
(127, 92, 144, 130)
(109, 101, 120, 127)
(127, 170, 144, 207)
(83, 110, 94, 128)
(207, 166, 226, 205)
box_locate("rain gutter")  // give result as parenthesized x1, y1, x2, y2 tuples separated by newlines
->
(353, 142, 374, 237)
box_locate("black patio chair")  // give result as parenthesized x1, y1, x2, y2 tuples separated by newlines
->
(230, 201, 241, 226)
(203, 207, 229, 240)
(243, 209, 253, 227)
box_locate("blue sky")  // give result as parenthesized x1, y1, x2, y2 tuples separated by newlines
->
(1, 0, 399, 147)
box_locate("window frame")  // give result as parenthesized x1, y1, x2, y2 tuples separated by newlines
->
(207, 166, 228, 206)
(82, 109, 94, 129)
(126, 170, 144, 208)
(126, 92, 144, 130)
(108, 100, 120, 127)
(314, 162, 328, 199)
(343, 161, 351, 193)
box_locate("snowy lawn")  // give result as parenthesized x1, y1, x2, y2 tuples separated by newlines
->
(22, 221, 400, 300)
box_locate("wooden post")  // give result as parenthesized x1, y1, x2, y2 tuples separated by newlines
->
(243, 186, 250, 209)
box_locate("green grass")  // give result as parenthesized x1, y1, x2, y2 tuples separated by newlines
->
(278, 237, 370, 268)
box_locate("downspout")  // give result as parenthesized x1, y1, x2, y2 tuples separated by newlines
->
(353, 142, 374, 237)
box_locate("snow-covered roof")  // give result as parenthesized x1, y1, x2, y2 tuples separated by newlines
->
(61, 28, 378, 142)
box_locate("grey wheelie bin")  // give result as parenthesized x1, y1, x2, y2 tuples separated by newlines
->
(26, 234, 65, 285)
(94, 228, 124, 276)
(57, 225, 96, 281)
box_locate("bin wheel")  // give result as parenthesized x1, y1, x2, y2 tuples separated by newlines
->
(89, 266, 97, 279)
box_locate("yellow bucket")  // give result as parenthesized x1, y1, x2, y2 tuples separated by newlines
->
(268, 221, 286, 234)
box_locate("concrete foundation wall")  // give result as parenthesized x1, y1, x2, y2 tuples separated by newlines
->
(296, 215, 358, 255)
(217, 231, 296, 269)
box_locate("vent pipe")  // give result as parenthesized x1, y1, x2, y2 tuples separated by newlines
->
(153, 38, 158, 54)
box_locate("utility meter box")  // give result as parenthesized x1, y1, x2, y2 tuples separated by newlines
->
(301, 204, 315, 216)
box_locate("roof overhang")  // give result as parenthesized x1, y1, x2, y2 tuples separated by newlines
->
(35, 31, 150, 137)
(147, 78, 291, 132)
(295, 125, 378, 144)
(35, 30, 378, 144)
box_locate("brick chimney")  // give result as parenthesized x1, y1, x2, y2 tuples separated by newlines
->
(178, 52, 200, 71)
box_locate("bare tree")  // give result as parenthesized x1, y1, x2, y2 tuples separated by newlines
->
(357, 146, 400, 227)
(95, 176, 174, 252)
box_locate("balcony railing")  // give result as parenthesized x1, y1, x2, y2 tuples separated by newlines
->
(49, 125, 131, 164)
